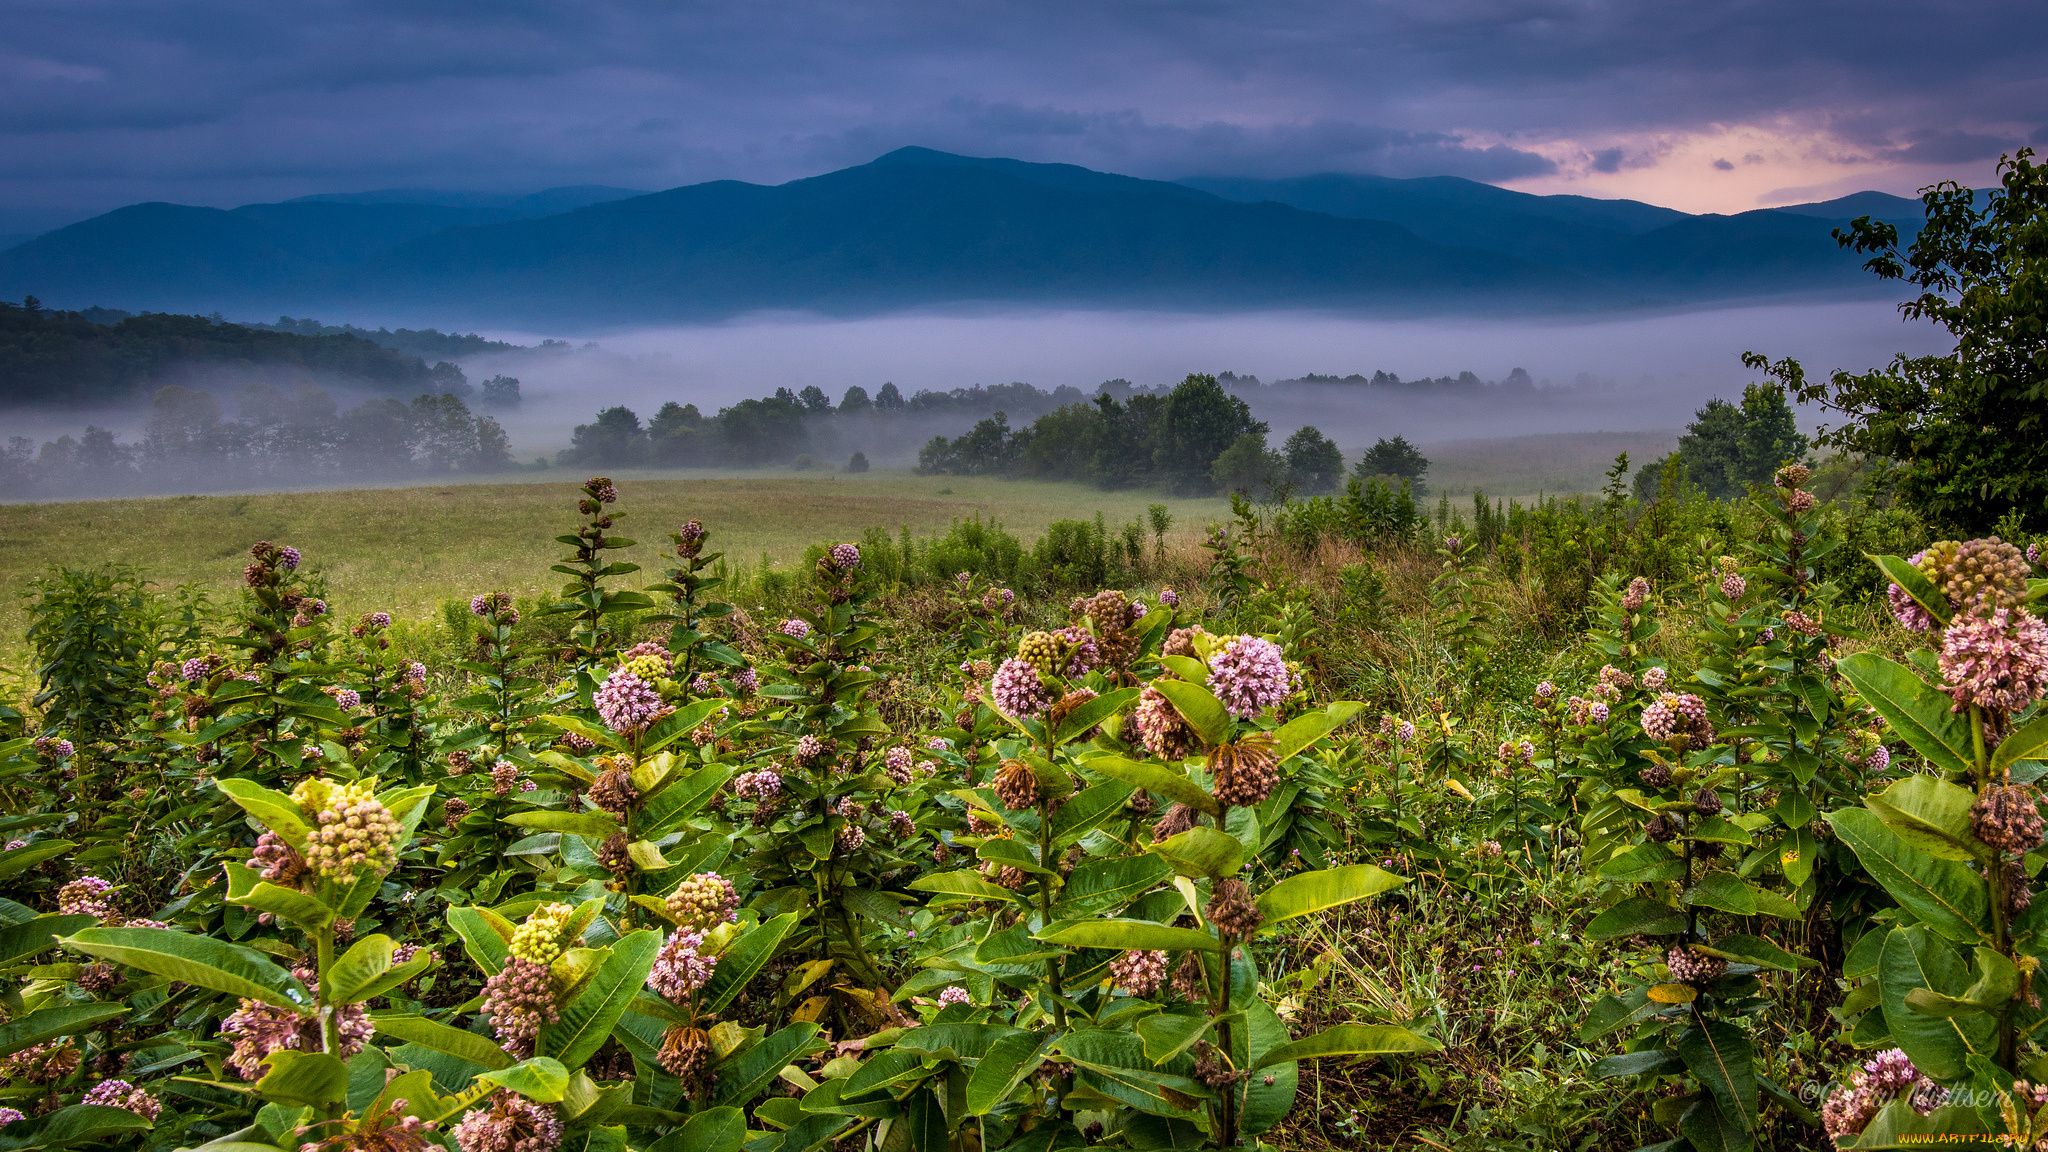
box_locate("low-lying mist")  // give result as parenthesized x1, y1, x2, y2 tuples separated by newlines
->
(466, 299, 1946, 458)
(0, 298, 1948, 500)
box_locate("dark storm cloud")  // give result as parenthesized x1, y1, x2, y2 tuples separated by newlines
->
(0, 0, 2040, 231)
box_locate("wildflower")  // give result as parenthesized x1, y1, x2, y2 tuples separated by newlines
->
(657, 1025, 714, 1089)
(1784, 610, 1822, 636)
(1168, 952, 1207, 1001)
(1920, 538, 2031, 615)
(1210, 737, 1281, 807)
(1866, 745, 1890, 773)
(1130, 686, 1197, 760)
(453, 1091, 563, 1152)
(1788, 489, 1816, 512)
(1888, 580, 1935, 631)
(666, 873, 738, 929)
(1971, 785, 2045, 856)
(1016, 631, 1063, 676)
(1111, 949, 1168, 997)
(1206, 879, 1263, 938)
(732, 667, 758, 694)
(33, 736, 74, 759)
(0, 1108, 20, 1125)
(1939, 608, 2048, 713)
(1665, 946, 1727, 987)
(330, 687, 360, 710)
(1641, 666, 1668, 691)
(647, 929, 717, 1001)
(510, 904, 574, 965)
(594, 669, 670, 735)
(490, 762, 520, 796)
(795, 734, 830, 765)
(1534, 681, 1557, 700)
(1621, 577, 1650, 612)
(778, 618, 811, 639)
(276, 545, 302, 570)
(732, 768, 783, 802)
(77, 961, 121, 997)
(481, 958, 558, 1056)
(838, 822, 867, 853)
(292, 778, 402, 885)
(828, 542, 861, 571)
(884, 746, 914, 783)
(587, 768, 639, 818)
(80, 1079, 160, 1121)
(937, 986, 972, 1007)
(1642, 692, 1712, 749)
(181, 657, 211, 682)
(1207, 635, 1290, 720)
(675, 519, 706, 558)
(992, 658, 1055, 718)
(1162, 625, 1209, 659)
(1160, 587, 1180, 607)
(993, 760, 1041, 810)
(1719, 571, 1745, 599)
(58, 876, 118, 921)
(1444, 535, 1462, 552)
(0, 1040, 79, 1085)
(223, 974, 371, 1079)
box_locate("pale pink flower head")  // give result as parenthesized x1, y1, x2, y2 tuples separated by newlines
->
(1939, 609, 2048, 714)
(1206, 635, 1290, 720)
(594, 668, 669, 734)
(992, 658, 1054, 718)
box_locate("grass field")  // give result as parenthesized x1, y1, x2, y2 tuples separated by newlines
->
(0, 470, 1233, 663)
(1422, 429, 1680, 500)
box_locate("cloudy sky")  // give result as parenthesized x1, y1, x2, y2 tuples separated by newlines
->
(1, 0, 2038, 234)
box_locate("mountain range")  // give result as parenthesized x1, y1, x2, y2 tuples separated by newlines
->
(0, 147, 1927, 326)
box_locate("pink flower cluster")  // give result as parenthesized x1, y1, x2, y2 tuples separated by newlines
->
(778, 618, 811, 639)
(80, 1078, 160, 1120)
(1206, 635, 1291, 720)
(453, 1092, 563, 1152)
(1939, 608, 2048, 713)
(992, 658, 1055, 718)
(648, 929, 717, 1001)
(594, 668, 670, 734)
(1821, 1048, 1947, 1141)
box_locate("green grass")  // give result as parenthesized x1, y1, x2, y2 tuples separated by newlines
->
(0, 469, 1231, 661)
(1422, 430, 1680, 501)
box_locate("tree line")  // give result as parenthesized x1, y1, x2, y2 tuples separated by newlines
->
(0, 380, 513, 500)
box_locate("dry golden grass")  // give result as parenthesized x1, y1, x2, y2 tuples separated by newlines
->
(0, 469, 1232, 661)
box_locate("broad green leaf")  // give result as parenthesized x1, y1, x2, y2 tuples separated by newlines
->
(323, 934, 395, 1006)
(979, 838, 1054, 876)
(1135, 1011, 1214, 1065)
(1050, 783, 1138, 847)
(1056, 688, 1141, 747)
(639, 699, 729, 756)
(1149, 827, 1243, 879)
(1687, 872, 1758, 916)
(1827, 808, 1991, 945)
(1056, 856, 1174, 916)
(1872, 555, 1951, 627)
(1585, 897, 1686, 941)
(1084, 756, 1219, 814)
(0, 840, 76, 882)
(1993, 712, 2048, 774)
(1847, 1100, 1994, 1149)
(1674, 1019, 1757, 1145)
(1254, 1024, 1440, 1068)
(1865, 775, 1987, 861)
(701, 912, 798, 1015)
(1581, 989, 1660, 1041)
(447, 907, 513, 976)
(0, 1002, 126, 1060)
(907, 871, 1020, 903)
(62, 927, 311, 1009)
(0, 915, 95, 967)
(966, 1030, 1054, 1115)
(371, 1016, 513, 1071)
(1698, 934, 1817, 972)
(478, 1057, 570, 1103)
(712, 1023, 823, 1107)
(1593, 1049, 1685, 1078)
(1236, 994, 1299, 1136)
(543, 929, 661, 1069)
(1271, 702, 1363, 763)
(648, 1108, 746, 1152)
(1034, 918, 1221, 953)
(503, 810, 623, 838)
(0, 1105, 152, 1150)
(1599, 843, 1687, 883)
(1835, 653, 1972, 776)
(1878, 926, 1994, 1081)
(1050, 1029, 1209, 1116)
(1255, 864, 1406, 925)
(1150, 680, 1230, 747)
(254, 1051, 350, 1108)
(214, 779, 311, 846)
(223, 863, 333, 930)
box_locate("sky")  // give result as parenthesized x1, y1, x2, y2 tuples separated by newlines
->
(1, 0, 2041, 235)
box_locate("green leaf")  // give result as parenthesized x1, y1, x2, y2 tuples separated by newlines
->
(1592, 1049, 1685, 1078)
(1835, 653, 1973, 776)
(1135, 1011, 1215, 1065)
(323, 934, 395, 1006)
(638, 699, 729, 756)
(370, 1016, 513, 1071)
(1148, 827, 1243, 879)
(1698, 934, 1817, 972)
(222, 863, 333, 930)
(62, 927, 312, 1009)
(254, 1051, 350, 1108)
(1270, 702, 1362, 763)
(966, 1030, 1054, 1115)
(0, 1003, 126, 1060)
(214, 779, 312, 846)
(447, 906, 513, 976)
(979, 838, 1054, 876)
(1872, 555, 1951, 626)
(1254, 1024, 1440, 1069)
(1150, 680, 1230, 747)
(543, 930, 661, 1069)
(1056, 856, 1174, 916)
(700, 912, 798, 1015)
(0, 1105, 152, 1150)
(503, 810, 623, 838)
(1687, 872, 1758, 916)
(1827, 808, 1991, 945)
(1865, 775, 1987, 861)
(712, 1023, 823, 1107)
(0, 840, 76, 881)
(649, 1108, 746, 1152)
(1033, 918, 1221, 953)
(478, 1057, 570, 1103)
(1993, 711, 2048, 774)
(1255, 865, 1406, 925)
(907, 871, 1020, 903)
(1878, 926, 1995, 1081)
(1056, 688, 1140, 747)
(1847, 1100, 1994, 1149)
(1084, 756, 1219, 815)
(1585, 897, 1686, 941)
(1049, 783, 1137, 847)
(1599, 843, 1687, 883)
(1050, 1029, 1210, 1117)
(1675, 1019, 1758, 1144)
(0, 915, 95, 967)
